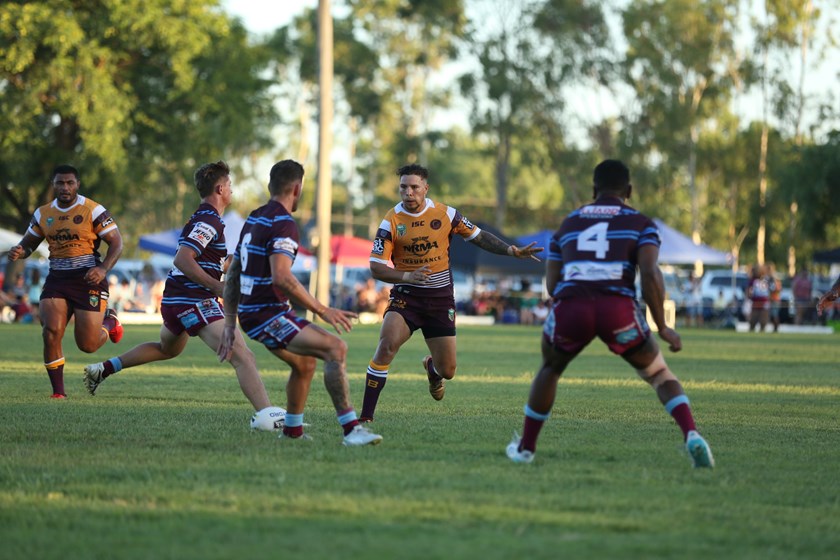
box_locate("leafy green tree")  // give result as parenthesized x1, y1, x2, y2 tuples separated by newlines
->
(621, 0, 740, 244)
(0, 0, 277, 241)
(459, 0, 614, 229)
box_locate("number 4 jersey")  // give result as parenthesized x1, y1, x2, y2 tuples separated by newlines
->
(548, 196, 660, 300)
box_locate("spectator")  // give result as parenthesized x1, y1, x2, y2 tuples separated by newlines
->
(685, 272, 704, 327)
(531, 299, 550, 324)
(792, 268, 813, 325)
(355, 278, 378, 313)
(766, 263, 782, 332)
(747, 264, 770, 332)
(12, 294, 33, 323)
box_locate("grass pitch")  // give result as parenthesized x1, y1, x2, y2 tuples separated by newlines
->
(0, 322, 838, 559)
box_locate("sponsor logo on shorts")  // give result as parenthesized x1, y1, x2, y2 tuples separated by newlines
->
(73, 215, 84, 224)
(615, 326, 640, 344)
(178, 309, 200, 329)
(396, 224, 406, 237)
(448, 308, 455, 322)
(88, 294, 100, 308)
(389, 297, 406, 309)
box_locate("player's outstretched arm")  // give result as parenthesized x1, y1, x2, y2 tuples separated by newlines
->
(270, 253, 358, 334)
(817, 276, 840, 315)
(470, 231, 543, 261)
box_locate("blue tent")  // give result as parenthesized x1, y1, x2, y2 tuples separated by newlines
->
(138, 211, 245, 256)
(516, 219, 731, 266)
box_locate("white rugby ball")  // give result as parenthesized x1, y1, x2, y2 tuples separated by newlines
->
(250, 406, 287, 431)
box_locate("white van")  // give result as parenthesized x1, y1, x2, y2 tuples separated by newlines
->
(700, 270, 749, 303)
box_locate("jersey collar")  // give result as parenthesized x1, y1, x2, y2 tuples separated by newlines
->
(396, 198, 434, 216)
(51, 195, 85, 212)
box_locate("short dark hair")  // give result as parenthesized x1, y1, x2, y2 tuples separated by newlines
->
(268, 160, 305, 196)
(397, 164, 429, 181)
(593, 159, 630, 193)
(52, 164, 79, 182)
(194, 160, 230, 198)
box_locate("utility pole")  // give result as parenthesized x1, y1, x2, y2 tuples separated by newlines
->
(315, 0, 334, 309)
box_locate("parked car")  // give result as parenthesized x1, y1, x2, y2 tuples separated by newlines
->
(699, 270, 749, 303)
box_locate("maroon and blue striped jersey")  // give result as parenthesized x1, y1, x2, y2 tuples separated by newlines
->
(162, 203, 227, 305)
(548, 196, 660, 300)
(234, 200, 300, 335)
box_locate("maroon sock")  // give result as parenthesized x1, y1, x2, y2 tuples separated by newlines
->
(47, 364, 65, 396)
(669, 403, 697, 440)
(101, 359, 117, 378)
(283, 425, 304, 438)
(520, 416, 546, 453)
(361, 362, 389, 420)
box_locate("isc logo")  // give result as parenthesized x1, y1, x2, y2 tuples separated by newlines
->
(411, 220, 425, 227)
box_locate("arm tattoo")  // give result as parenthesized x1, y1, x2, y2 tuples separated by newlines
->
(471, 231, 510, 255)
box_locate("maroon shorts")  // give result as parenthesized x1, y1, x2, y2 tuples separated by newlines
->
(386, 288, 456, 338)
(240, 310, 311, 350)
(543, 295, 650, 356)
(41, 273, 109, 316)
(161, 298, 224, 337)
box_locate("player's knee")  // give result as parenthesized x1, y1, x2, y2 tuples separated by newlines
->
(635, 352, 676, 388)
(77, 339, 100, 353)
(437, 362, 456, 379)
(41, 325, 61, 343)
(326, 337, 348, 363)
(292, 356, 317, 379)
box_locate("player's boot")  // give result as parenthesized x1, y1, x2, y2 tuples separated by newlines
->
(342, 424, 383, 447)
(423, 355, 445, 401)
(506, 431, 535, 464)
(686, 430, 715, 468)
(105, 309, 123, 343)
(50, 393, 67, 400)
(83, 363, 106, 395)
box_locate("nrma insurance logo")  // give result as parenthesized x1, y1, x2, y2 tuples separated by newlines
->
(405, 236, 438, 257)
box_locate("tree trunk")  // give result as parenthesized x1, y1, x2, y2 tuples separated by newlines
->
(494, 133, 510, 230)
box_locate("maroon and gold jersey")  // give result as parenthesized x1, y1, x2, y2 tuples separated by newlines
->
(370, 199, 479, 298)
(27, 195, 117, 278)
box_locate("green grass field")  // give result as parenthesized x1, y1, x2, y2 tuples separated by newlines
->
(1, 322, 838, 559)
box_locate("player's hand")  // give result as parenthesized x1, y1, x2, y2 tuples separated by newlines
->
(84, 265, 107, 285)
(317, 307, 358, 334)
(211, 280, 225, 299)
(508, 242, 543, 261)
(7, 245, 27, 261)
(817, 288, 839, 315)
(658, 326, 682, 352)
(217, 324, 237, 362)
(403, 265, 432, 285)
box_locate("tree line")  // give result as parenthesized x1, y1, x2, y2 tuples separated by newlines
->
(1, 0, 838, 274)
